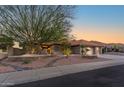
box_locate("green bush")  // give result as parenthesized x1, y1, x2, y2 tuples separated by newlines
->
(63, 48, 72, 57)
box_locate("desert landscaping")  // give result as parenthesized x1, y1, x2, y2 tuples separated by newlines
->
(0, 54, 110, 74)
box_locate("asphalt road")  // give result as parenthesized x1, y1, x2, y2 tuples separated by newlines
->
(12, 64, 124, 87)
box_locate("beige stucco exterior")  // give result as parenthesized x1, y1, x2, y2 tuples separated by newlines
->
(85, 47, 94, 56)
(71, 45, 102, 57)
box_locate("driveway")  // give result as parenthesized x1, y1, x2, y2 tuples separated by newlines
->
(99, 54, 124, 60)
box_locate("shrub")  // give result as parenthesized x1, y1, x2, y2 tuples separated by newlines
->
(47, 47, 52, 54)
(22, 60, 31, 64)
(63, 48, 72, 57)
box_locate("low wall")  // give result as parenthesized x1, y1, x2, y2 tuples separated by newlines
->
(7, 54, 54, 62)
(0, 53, 8, 60)
(13, 48, 25, 55)
(8, 47, 26, 56)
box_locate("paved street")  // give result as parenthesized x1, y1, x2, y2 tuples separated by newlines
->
(13, 64, 124, 87)
(12, 54, 124, 87)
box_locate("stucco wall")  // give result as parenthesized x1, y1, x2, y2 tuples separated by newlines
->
(85, 47, 93, 56)
(0, 49, 2, 53)
(0, 53, 7, 60)
(13, 41, 23, 49)
(53, 45, 63, 55)
(71, 46, 101, 56)
(95, 47, 100, 56)
(85, 47, 101, 56)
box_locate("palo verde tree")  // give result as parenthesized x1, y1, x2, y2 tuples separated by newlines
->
(0, 5, 75, 53)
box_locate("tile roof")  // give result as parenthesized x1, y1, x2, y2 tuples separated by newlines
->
(70, 40, 104, 47)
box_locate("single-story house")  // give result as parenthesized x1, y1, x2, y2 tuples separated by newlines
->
(0, 38, 105, 57)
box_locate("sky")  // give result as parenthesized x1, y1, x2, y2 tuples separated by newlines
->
(71, 5, 124, 43)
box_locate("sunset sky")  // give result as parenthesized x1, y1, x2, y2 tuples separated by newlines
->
(71, 6, 124, 43)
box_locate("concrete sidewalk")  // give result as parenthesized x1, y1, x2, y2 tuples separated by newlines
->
(0, 54, 124, 87)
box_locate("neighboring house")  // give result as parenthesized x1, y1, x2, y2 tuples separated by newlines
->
(70, 40, 104, 56)
(0, 40, 23, 57)
(105, 43, 124, 53)
(119, 46, 124, 53)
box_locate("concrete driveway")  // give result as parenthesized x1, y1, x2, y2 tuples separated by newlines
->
(0, 54, 124, 87)
(99, 54, 124, 60)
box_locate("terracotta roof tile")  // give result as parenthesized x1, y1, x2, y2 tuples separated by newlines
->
(70, 39, 104, 47)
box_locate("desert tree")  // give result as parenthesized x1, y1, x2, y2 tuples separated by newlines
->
(0, 5, 75, 53)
